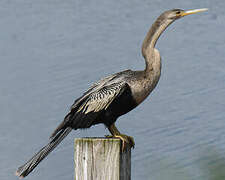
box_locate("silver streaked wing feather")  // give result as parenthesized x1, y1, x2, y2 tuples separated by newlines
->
(71, 70, 131, 110)
(77, 81, 126, 114)
(87, 69, 131, 92)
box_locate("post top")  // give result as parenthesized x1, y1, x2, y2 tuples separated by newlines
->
(75, 137, 121, 143)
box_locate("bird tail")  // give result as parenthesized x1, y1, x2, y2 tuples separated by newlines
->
(15, 127, 72, 178)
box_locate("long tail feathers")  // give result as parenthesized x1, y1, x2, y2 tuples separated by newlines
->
(15, 127, 72, 178)
(50, 113, 72, 139)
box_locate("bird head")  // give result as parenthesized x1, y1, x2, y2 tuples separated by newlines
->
(142, 8, 208, 57)
(163, 8, 208, 20)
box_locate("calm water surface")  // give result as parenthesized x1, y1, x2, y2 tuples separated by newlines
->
(1, 0, 225, 180)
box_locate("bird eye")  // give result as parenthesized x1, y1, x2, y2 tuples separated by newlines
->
(176, 11, 181, 14)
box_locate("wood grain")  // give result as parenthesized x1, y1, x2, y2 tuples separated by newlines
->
(74, 138, 131, 180)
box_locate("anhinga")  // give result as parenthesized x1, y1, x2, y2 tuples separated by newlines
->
(16, 8, 207, 178)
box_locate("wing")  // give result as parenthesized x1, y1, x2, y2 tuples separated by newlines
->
(69, 81, 128, 129)
(70, 69, 131, 110)
(50, 76, 130, 139)
(77, 81, 127, 114)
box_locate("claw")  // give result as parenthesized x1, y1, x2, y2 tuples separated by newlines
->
(128, 136, 135, 148)
(105, 134, 135, 152)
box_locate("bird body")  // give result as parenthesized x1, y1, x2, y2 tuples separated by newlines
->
(16, 8, 207, 178)
(59, 58, 161, 132)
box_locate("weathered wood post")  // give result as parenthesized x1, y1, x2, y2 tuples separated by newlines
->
(74, 138, 131, 180)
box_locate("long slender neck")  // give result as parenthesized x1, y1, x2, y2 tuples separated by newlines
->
(142, 16, 174, 72)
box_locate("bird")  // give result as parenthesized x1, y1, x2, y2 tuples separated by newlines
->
(16, 8, 207, 178)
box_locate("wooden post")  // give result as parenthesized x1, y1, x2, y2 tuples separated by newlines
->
(74, 138, 131, 180)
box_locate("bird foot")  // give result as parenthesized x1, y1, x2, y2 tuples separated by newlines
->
(105, 134, 135, 152)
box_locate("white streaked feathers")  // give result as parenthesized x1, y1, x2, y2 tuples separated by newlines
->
(77, 82, 126, 114)
(71, 70, 132, 112)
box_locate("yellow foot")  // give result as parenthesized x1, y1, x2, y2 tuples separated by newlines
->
(105, 134, 135, 151)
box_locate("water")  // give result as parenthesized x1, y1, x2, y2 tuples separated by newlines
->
(1, 1, 225, 180)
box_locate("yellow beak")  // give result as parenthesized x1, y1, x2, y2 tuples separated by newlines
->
(180, 8, 208, 17)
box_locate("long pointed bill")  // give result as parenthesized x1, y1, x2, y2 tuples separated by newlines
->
(181, 8, 208, 17)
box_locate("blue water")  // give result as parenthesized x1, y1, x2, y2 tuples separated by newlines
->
(1, 1, 225, 180)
